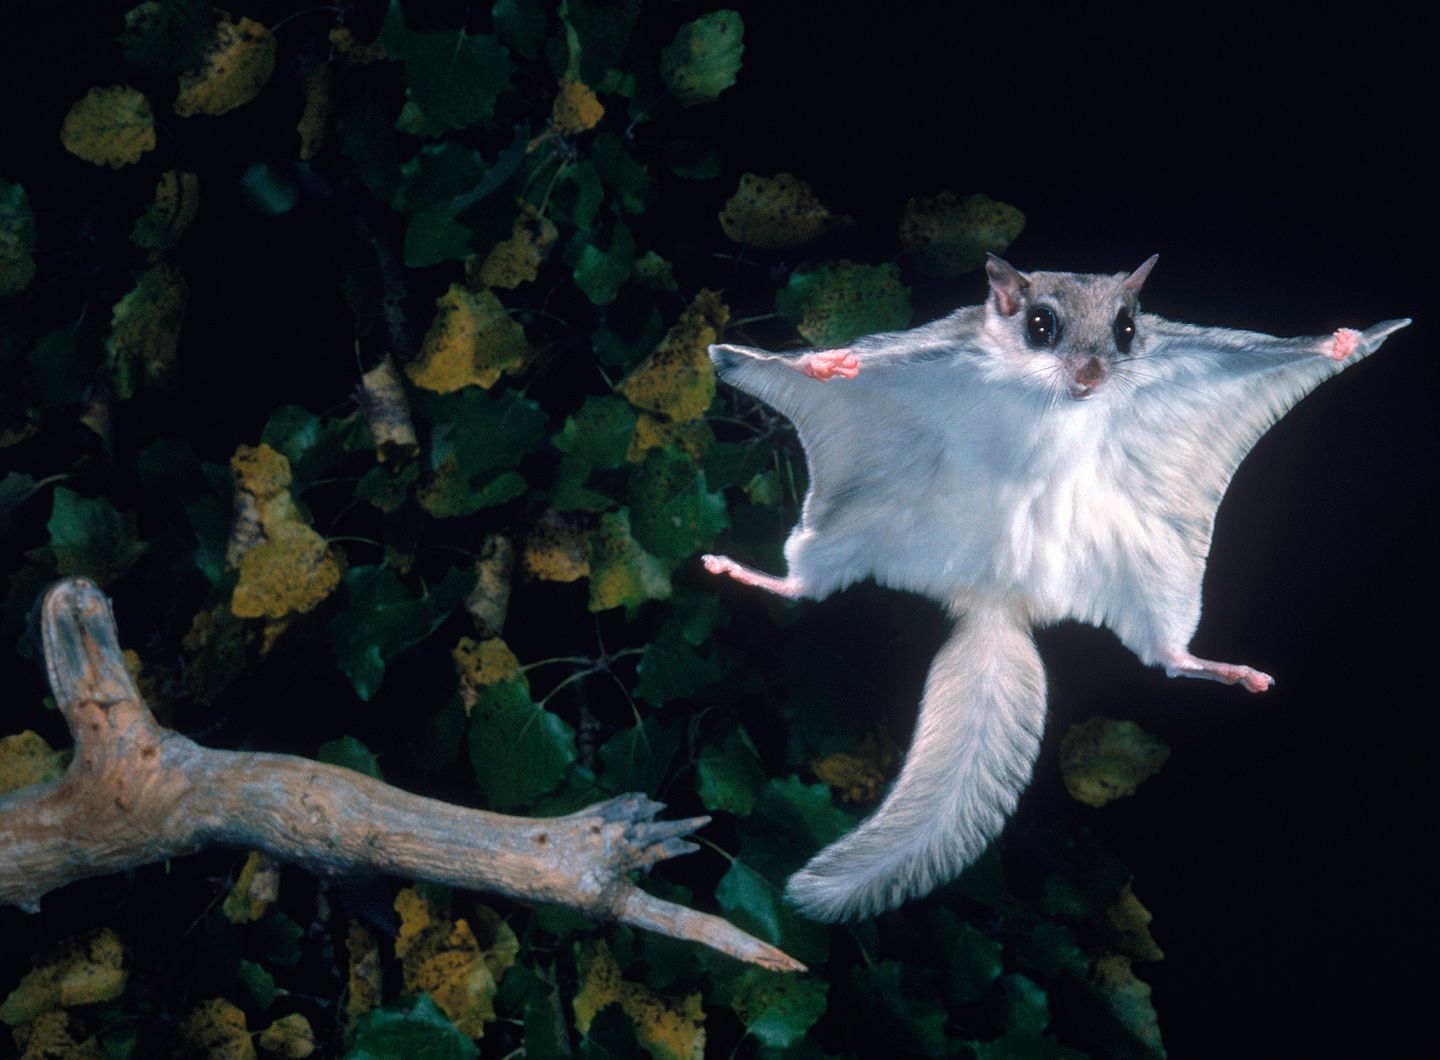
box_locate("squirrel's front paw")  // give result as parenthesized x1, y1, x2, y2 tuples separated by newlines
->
(1326, 328, 1361, 361)
(800, 349, 861, 381)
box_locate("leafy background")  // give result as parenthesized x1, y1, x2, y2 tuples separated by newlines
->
(0, 2, 1432, 1058)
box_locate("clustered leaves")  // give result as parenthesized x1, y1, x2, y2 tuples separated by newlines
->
(0, 1, 1164, 1057)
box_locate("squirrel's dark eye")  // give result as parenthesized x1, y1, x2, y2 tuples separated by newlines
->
(1114, 309, 1136, 354)
(1026, 306, 1057, 348)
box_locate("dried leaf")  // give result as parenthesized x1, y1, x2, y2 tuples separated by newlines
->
(407, 285, 529, 393)
(328, 27, 386, 65)
(811, 752, 886, 804)
(1107, 885, 1165, 962)
(11, 1010, 102, 1059)
(357, 356, 419, 461)
(627, 413, 712, 463)
(174, 16, 276, 117)
(719, 173, 833, 249)
(661, 10, 744, 107)
(776, 260, 910, 348)
(465, 534, 513, 636)
(617, 290, 727, 423)
(60, 85, 155, 168)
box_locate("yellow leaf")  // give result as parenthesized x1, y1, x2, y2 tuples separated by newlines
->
(719, 173, 834, 250)
(551, 79, 605, 135)
(231, 442, 293, 502)
(1107, 884, 1165, 962)
(898, 191, 1025, 278)
(393, 889, 513, 1038)
(406, 285, 529, 393)
(1058, 717, 1170, 808)
(573, 941, 705, 1060)
(12, 1010, 102, 1059)
(231, 523, 342, 620)
(175, 16, 276, 117)
(176, 998, 255, 1060)
(131, 171, 200, 253)
(453, 636, 522, 690)
(108, 262, 188, 389)
(617, 290, 727, 423)
(522, 510, 592, 583)
(328, 27, 386, 65)
(0, 731, 69, 796)
(345, 922, 382, 1025)
(296, 64, 332, 160)
(60, 86, 155, 168)
(0, 929, 128, 1027)
(222, 851, 280, 924)
(473, 209, 559, 290)
(626, 413, 712, 463)
(811, 752, 886, 804)
(258, 1013, 316, 1058)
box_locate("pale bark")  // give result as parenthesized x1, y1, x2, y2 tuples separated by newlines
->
(0, 578, 802, 973)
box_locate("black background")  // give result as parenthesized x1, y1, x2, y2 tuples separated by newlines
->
(718, 4, 1434, 1056)
(2, 2, 1433, 1056)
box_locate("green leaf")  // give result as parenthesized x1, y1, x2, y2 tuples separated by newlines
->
(849, 961, 950, 1058)
(350, 992, 480, 1060)
(469, 677, 577, 810)
(930, 908, 1003, 1005)
(257, 910, 304, 967)
(317, 735, 384, 780)
(26, 326, 97, 408)
(971, 1033, 1084, 1060)
(401, 29, 513, 132)
(548, 160, 603, 231)
(663, 140, 720, 181)
(492, 0, 544, 61)
(989, 973, 1051, 1037)
(696, 727, 765, 815)
(598, 716, 680, 795)
(0, 180, 37, 296)
(661, 11, 745, 107)
(776, 260, 911, 348)
(239, 163, 298, 217)
(357, 462, 418, 514)
(1015, 923, 1089, 981)
(119, 0, 213, 76)
(578, 1004, 639, 1060)
(554, 394, 636, 471)
(593, 305, 663, 370)
(563, 0, 641, 85)
(329, 565, 472, 701)
(715, 858, 783, 943)
(237, 959, 277, 1011)
(567, 221, 635, 306)
(718, 968, 827, 1049)
(587, 509, 670, 612)
(634, 623, 721, 706)
(628, 447, 727, 564)
(399, 141, 487, 266)
(417, 390, 545, 517)
(261, 405, 367, 483)
(46, 488, 148, 586)
(340, 87, 404, 207)
(591, 133, 651, 215)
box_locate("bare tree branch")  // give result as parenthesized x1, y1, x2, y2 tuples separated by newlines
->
(0, 577, 803, 973)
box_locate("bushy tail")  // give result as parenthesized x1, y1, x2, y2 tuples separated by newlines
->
(786, 603, 1046, 921)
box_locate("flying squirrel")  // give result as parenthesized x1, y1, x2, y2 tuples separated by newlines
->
(703, 254, 1410, 922)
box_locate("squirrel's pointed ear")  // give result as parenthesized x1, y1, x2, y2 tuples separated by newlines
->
(1122, 254, 1159, 292)
(986, 254, 1029, 316)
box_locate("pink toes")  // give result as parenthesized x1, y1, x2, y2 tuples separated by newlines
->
(1327, 328, 1361, 361)
(800, 349, 861, 381)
